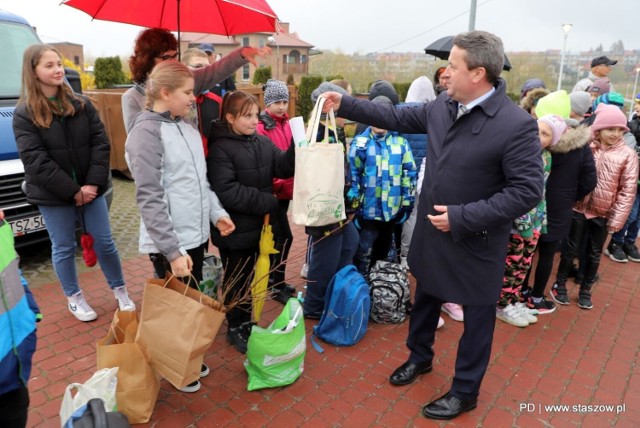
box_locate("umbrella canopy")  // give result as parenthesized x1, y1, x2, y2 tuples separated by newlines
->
(252, 214, 279, 323)
(424, 35, 512, 71)
(62, 0, 279, 36)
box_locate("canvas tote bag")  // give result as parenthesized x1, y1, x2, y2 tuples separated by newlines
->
(97, 310, 160, 424)
(135, 275, 225, 389)
(292, 95, 346, 226)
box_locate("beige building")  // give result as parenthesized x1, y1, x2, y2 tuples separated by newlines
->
(180, 22, 314, 84)
(51, 42, 85, 71)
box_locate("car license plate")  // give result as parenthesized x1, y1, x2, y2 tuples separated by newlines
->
(10, 215, 47, 236)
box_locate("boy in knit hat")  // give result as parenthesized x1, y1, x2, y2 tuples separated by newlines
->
(569, 91, 591, 121)
(552, 104, 638, 309)
(587, 78, 611, 101)
(256, 79, 296, 304)
(349, 95, 417, 276)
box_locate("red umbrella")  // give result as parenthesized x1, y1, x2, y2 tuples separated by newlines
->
(62, 0, 279, 36)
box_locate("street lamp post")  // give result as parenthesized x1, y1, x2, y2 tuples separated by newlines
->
(267, 36, 279, 80)
(557, 24, 573, 91)
(630, 67, 640, 120)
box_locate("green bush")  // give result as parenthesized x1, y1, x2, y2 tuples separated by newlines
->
(252, 66, 272, 85)
(296, 75, 323, 122)
(393, 82, 411, 102)
(93, 56, 126, 89)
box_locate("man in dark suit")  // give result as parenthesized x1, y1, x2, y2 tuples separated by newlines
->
(321, 31, 543, 420)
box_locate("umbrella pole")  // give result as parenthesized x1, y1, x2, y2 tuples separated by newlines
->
(177, 0, 181, 59)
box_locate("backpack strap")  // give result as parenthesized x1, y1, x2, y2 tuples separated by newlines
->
(196, 92, 223, 156)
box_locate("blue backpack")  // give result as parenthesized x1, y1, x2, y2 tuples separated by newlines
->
(312, 265, 371, 352)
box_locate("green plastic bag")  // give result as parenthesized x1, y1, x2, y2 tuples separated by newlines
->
(244, 298, 306, 391)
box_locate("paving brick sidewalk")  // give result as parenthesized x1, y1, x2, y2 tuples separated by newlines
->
(20, 179, 640, 427)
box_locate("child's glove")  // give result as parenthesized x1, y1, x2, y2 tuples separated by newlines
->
(394, 206, 412, 225)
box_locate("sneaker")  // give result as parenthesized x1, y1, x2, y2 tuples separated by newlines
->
(604, 242, 628, 263)
(623, 243, 640, 262)
(113, 286, 136, 311)
(437, 316, 445, 329)
(441, 302, 464, 322)
(177, 380, 201, 393)
(551, 283, 569, 305)
(578, 290, 593, 310)
(67, 291, 97, 322)
(200, 364, 210, 378)
(300, 263, 309, 279)
(527, 296, 556, 315)
(515, 302, 537, 324)
(496, 304, 529, 327)
(226, 324, 250, 354)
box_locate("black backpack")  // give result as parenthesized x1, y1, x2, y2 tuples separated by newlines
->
(73, 399, 130, 428)
(368, 260, 412, 323)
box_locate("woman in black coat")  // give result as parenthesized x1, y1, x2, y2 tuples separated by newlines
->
(207, 91, 294, 354)
(521, 124, 597, 312)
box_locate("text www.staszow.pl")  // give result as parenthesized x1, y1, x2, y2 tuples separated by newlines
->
(520, 403, 626, 415)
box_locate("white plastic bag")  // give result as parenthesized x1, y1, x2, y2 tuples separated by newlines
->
(59, 367, 119, 427)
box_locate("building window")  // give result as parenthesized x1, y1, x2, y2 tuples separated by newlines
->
(242, 64, 250, 81)
(74, 55, 80, 66)
(301, 55, 307, 64)
(242, 37, 250, 47)
(259, 37, 266, 48)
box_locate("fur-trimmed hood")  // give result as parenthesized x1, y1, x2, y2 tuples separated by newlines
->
(547, 124, 590, 154)
(520, 87, 550, 113)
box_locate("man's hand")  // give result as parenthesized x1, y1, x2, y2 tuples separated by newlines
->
(320, 92, 343, 112)
(216, 217, 236, 237)
(240, 46, 271, 66)
(170, 254, 193, 278)
(427, 205, 450, 232)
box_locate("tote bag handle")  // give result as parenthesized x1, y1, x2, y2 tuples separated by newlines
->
(305, 96, 338, 147)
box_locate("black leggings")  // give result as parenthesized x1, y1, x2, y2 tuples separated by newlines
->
(0, 386, 29, 428)
(523, 238, 560, 298)
(149, 241, 208, 288)
(219, 247, 258, 328)
(270, 199, 293, 286)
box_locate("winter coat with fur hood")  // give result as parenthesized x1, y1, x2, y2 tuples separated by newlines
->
(543, 125, 597, 242)
(574, 137, 638, 230)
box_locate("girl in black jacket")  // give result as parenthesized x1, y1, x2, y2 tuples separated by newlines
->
(12, 45, 134, 322)
(207, 91, 295, 353)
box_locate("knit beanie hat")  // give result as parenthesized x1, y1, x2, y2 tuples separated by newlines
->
(535, 90, 571, 119)
(592, 92, 625, 111)
(520, 78, 546, 99)
(368, 80, 400, 105)
(569, 91, 591, 117)
(263, 79, 289, 106)
(537, 114, 567, 147)
(311, 82, 349, 104)
(587, 78, 610, 95)
(406, 76, 436, 103)
(371, 95, 393, 106)
(591, 103, 630, 133)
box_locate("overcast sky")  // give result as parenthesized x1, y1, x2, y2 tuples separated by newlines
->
(1, 0, 636, 58)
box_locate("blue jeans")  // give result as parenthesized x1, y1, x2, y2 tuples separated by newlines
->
(303, 223, 358, 316)
(611, 192, 640, 246)
(39, 195, 125, 296)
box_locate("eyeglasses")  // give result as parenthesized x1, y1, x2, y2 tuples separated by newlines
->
(157, 52, 179, 61)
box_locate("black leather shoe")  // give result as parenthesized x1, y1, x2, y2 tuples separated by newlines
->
(422, 392, 477, 420)
(389, 360, 432, 386)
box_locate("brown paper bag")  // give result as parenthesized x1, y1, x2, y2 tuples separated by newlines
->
(97, 310, 161, 424)
(135, 276, 226, 389)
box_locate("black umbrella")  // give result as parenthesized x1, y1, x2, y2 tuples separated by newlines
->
(424, 35, 512, 71)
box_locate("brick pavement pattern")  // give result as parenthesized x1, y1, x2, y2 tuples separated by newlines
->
(20, 178, 640, 427)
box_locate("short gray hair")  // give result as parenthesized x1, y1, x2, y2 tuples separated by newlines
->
(453, 31, 504, 85)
